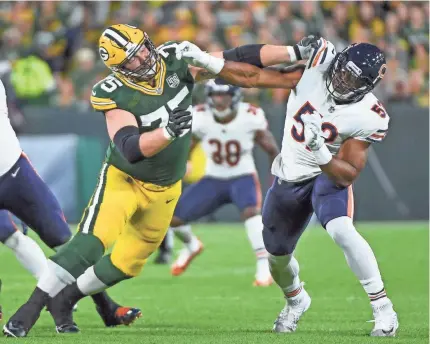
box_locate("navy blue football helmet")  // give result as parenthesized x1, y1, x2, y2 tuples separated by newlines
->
(205, 78, 242, 119)
(326, 43, 387, 103)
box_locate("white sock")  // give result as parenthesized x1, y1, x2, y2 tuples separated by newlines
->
(326, 217, 386, 301)
(244, 215, 270, 278)
(172, 225, 200, 251)
(4, 231, 48, 280)
(269, 254, 302, 298)
(165, 229, 174, 251)
(37, 259, 75, 297)
(77, 266, 107, 295)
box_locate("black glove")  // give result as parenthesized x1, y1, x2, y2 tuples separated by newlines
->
(165, 107, 192, 138)
(293, 35, 320, 61)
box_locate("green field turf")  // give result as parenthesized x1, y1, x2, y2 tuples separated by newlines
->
(0, 222, 428, 343)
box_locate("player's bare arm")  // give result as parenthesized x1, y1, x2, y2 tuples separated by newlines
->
(254, 129, 280, 163)
(105, 107, 192, 161)
(190, 61, 303, 89)
(320, 139, 370, 187)
(176, 42, 304, 89)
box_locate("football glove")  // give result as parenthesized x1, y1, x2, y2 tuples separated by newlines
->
(175, 41, 224, 75)
(302, 111, 325, 151)
(165, 107, 192, 139)
(289, 35, 320, 62)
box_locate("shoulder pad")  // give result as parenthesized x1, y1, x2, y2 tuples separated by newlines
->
(307, 38, 336, 69)
(90, 75, 121, 112)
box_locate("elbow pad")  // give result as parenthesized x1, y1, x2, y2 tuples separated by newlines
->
(113, 126, 145, 164)
(223, 44, 265, 68)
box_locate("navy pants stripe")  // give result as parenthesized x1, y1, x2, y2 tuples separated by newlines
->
(0, 154, 71, 247)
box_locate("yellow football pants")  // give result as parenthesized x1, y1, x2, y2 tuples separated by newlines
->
(77, 163, 181, 276)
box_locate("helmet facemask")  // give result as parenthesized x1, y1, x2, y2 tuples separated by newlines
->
(326, 53, 374, 103)
(208, 92, 235, 119)
(113, 33, 161, 82)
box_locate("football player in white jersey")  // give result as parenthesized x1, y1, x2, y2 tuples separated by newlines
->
(176, 37, 398, 336)
(0, 80, 140, 333)
(169, 79, 279, 286)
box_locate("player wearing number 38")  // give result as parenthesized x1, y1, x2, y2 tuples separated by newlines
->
(4, 24, 306, 337)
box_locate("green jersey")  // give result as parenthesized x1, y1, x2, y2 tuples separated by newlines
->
(90, 42, 194, 186)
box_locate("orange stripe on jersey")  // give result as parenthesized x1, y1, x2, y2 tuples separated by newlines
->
(312, 39, 327, 67)
(7, 212, 19, 232)
(252, 173, 262, 210)
(370, 133, 386, 139)
(347, 185, 354, 219)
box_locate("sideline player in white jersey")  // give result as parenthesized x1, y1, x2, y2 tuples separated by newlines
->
(169, 79, 279, 286)
(0, 79, 140, 331)
(175, 36, 398, 336)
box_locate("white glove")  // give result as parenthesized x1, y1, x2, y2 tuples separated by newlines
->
(175, 41, 225, 75)
(302, 111, 325, 151)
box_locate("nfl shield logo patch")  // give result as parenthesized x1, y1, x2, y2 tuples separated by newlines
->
(167, 73, 180, 88)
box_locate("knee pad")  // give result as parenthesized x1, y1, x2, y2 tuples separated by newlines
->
(38, 220, 72, 249)
(263, 226, 296, 256)
(50, 232, 105, 278)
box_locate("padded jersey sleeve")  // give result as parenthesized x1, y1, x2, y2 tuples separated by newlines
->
(306, 38, 337, 70)
(353, 101, 390, 144)
(90, 76, 119, 112)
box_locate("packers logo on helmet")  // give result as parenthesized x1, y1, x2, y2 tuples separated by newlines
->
(98, 24, 161, 82)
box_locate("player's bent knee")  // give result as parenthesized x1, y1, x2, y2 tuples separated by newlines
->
(50, 232, 105, 278)
(262, 226, 296, 256)
(241, 207, 260, 221)
(170, 216, 186, 228)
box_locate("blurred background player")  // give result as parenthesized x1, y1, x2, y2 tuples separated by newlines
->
(154, 142, 206, 264)
(169, 79, 280, 286)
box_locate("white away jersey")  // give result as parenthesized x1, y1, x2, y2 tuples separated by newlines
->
(192, 102, 268, 179)
(0, 80, 21, 176)
(272, 39, 390, 182)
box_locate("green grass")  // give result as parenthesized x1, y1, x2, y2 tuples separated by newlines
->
(0, 222, 428, 343)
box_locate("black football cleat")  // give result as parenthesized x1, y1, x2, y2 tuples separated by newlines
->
(154, 250, 172, 265)
(96, 305, 142, 327)
(55, 323, 80, 334)
(47, 287, 80, 334)
(3, 287, 49, 337)
(3, 321, 28, 338)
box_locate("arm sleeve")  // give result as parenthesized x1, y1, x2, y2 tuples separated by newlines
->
(223, 44, 265, 68)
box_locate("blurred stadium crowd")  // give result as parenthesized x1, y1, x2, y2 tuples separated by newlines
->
(0, 1, 428, 131)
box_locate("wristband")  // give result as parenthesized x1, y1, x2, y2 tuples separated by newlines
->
(162, 127, 176, 141)
(205, 55, 225, 75)
(286, 46, 298, 62)
(312, 144, 332, 166)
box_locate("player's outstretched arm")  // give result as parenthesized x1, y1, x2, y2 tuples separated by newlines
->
(105, 107, 192, 161)
(176, 42, 304, 89)
(218, 35, 320, 68)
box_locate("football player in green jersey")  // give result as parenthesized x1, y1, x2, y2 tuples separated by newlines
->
(4, 24, 311, 337)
